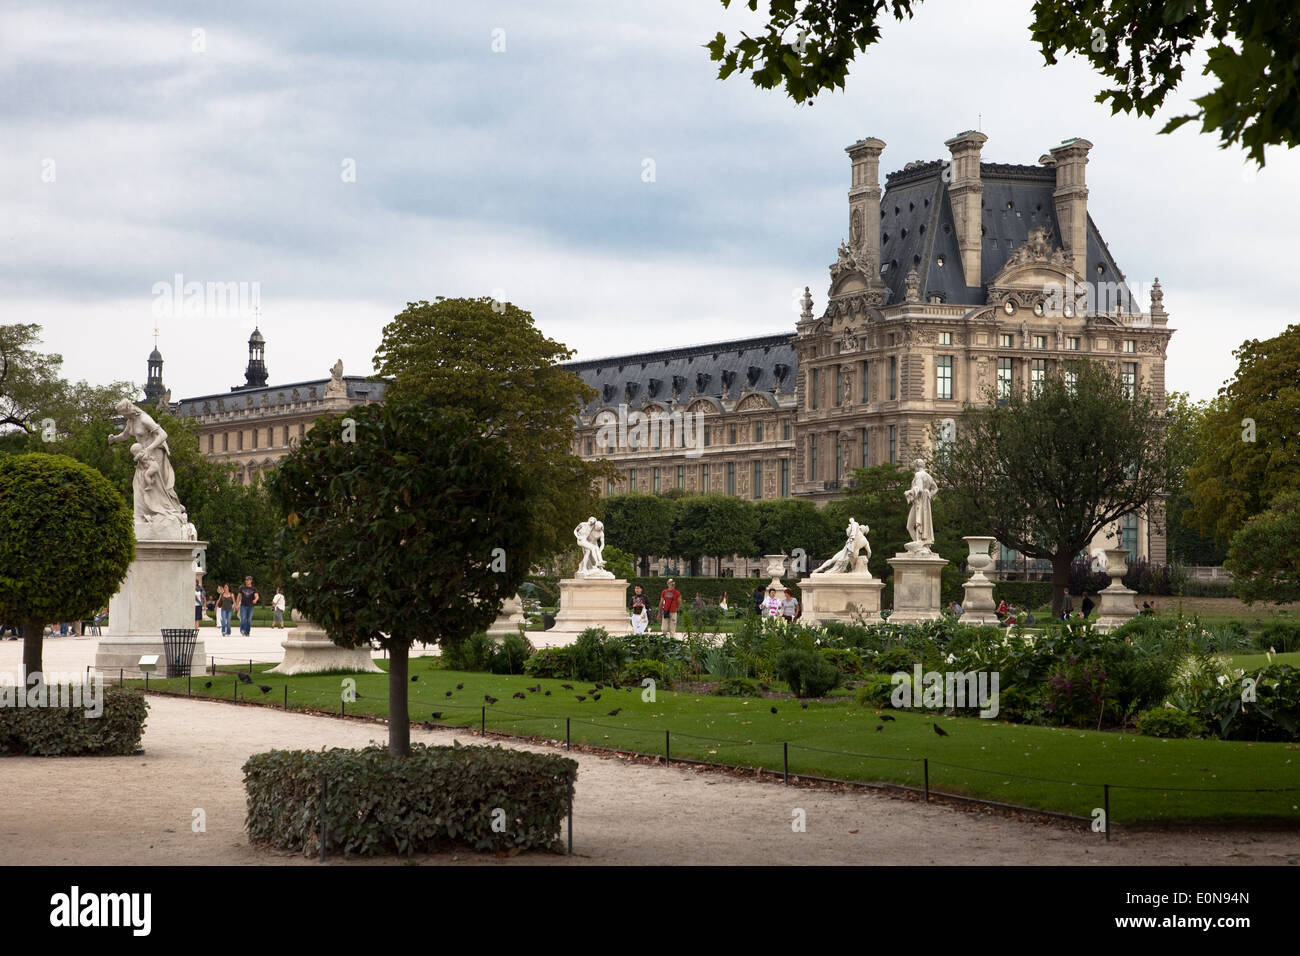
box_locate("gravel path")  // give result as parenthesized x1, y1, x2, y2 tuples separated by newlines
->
(1, 695, 1296, 866)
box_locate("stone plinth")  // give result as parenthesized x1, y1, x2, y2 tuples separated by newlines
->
(798, 573, 885, 624)
(1094, 546, 1138, 632)
(886, 552, 949, 622)
(541, 578, 630, 647)
(486, 594, 527, 640)
(958, 578, 999, 625)
(95, 539, 208, 677)
(267, 611, 382, 675)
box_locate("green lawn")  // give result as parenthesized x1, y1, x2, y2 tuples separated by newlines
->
(133, 660, 1300, 826)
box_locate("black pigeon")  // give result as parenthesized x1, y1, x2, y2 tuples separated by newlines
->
(876, 724, 884, 731)
(933, 722, 948, 737)
(879, 713, 896, 722)
(587, 689, 599, 696)
(594, 683, 604, 690)
(544, 690, 551, 696)
(512, 691, 526, 699)
(770, 707, 778, 714)
(484, 695, 498, 705)
(561, 683, 573, 690)
(203, 681, 213, 689)
(445, 690, 453, 697)
(592, 693, 601, 701)
(607, 708, 622, 716)
(410, 675, 419, 682)
(456, 682, 464, 690)
(575, 695, 586, 702)
(237, 672, 252, 684)
(527, 684, 541, 693)
(258, 685, 272, 694)
(431, 712, 443, 719)
(800, 700, 808, 710)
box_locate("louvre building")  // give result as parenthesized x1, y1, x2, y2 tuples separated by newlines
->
(567, 131, 1173, 576)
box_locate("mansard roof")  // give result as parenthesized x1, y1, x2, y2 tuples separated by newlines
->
(175, 376, 388, 418)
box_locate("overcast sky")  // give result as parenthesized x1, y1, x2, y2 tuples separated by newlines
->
(4, 0, 1296, 403)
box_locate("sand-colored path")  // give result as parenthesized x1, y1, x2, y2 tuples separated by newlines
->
(1, 695, 1297, 866)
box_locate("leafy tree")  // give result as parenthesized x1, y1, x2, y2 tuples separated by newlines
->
(1186, 323, 1300, 546)
(1226, 491, 1300, 604)
(0, 454, 134, 677)
(706, 0, 1299, 163)
(372, 297, 615, 562)
(932, 359, 1172, 618)
(601, 545, 636, 581)
(754, 498, 837, 568)
(670, 494, 759, 574)
(267, 399, 544, 757)
(601, 493, 679, 575)
(1163, 391, 1226, 565)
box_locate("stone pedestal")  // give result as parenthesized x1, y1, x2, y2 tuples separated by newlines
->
(798, 573, 885, 624)
(95, 539, 209, 677)
(267, 611, 382, 675)
(886, 551, 949, 622)
(958, 535, 999, 625)
(1094, 547, 1138, 632)
(486, 594, 528, 640)
(541, 578, 630, 648)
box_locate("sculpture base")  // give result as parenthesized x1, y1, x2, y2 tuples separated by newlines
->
(886, 552, 949, 622)
(799, 574, 884, 625)
(266, 617, 382, 675)
(1094, 586, 1139, 633)
(541, 578, 630, 647)
(958, 578, 1000, 626)
(95, 538, 208, 677)
(486, 594, 528, 640)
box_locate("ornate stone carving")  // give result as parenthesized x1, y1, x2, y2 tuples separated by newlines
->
(325, 359, 347, 398)
(830, 240, 875, 282)
(812, 518, 872, 576)
(904, 459, 938, 553)
(574, 516, 614, 579)
(905, 268, 920, 304)
(108, 400, 192, 540)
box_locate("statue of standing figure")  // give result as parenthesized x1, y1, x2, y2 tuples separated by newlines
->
(813, 517, 872, 576)
(904, 459, 938, 552)
(574, 516, 614, 579)
(108, 399, 192, 540)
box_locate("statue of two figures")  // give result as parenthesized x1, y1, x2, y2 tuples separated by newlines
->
(108, 400, 196, 541)
(574, 516, 614, 579)
(813, 517, 872, 577)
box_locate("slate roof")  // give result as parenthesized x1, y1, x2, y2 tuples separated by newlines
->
(877, 160, 1135, 311)
(565, 333, 798, 415)
(175, 377, 388, 418)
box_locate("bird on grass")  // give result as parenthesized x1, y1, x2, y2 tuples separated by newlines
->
(587, 688, 599, 696)
(544, 690, 552, 696)
(800, 700, 808, 710)
(456, 682, 464, 690)
(484, 695, 498, 705)
(933, 722, 948, 737)
(879, 713, 896, 722)
(527, 684, 541, 693)
(575, 695, 586, 702)
(561, 683, 574, 690)
(203, 681, 213, 689)
(594, 683, 604, 690)
(410, 675, 419, 682)
(258, 685, 272, 694)
(875, 724, 884, 732)
(607, 708, 622, 717)
(445, 690, 453, 697)
(512, 691, 526, 699)
(770, 707, 778, 715)
(237, 672, 252, 685)
(430, 712, 443, 719)
(592, 693, 601, 701)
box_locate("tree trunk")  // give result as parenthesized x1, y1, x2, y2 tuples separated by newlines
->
(1051, 556, 1071, 620)
(388, 643, 410, 758)
(22, 619, 44, 682)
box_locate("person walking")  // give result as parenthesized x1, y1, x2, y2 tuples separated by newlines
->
(217, 584, 234, 636)
(781, 588, 800, 622)
(1081, 593, 1095, 618)
(236, 575, 259, 636)
(752, 584, 766, 616)
(658, 579, 682, 637)
(194, 578, 205, 626)
(763, 587, 784, 618)
(272, 587, 286, 628)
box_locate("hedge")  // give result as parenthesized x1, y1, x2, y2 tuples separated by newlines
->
(991, 581, 1055, 608)
(0, 685, 147, 755)
(243, 743, 578, 856)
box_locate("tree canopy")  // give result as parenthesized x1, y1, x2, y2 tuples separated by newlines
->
(267, 398, 545, 756)
(670, 494, 760, 572)
(0, 454, 134, 677)
(932, 359, 1171, 616)
(1226, 491, 1300, 605)
(601, 493, 679, 575)
(706, 0, 1299, 163)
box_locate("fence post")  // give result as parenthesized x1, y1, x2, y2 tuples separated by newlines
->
(665, 730, 670, 766)
(340, 697, 344, 717)
(187, 675, 191, 697)
(567, 791, 574, 857)
(566, 717, 570, 750)
(319, 773, 327, 862)
(923, 758, 930, 803)
(481, 706, 486, 736)
(144, 671, 148, 692)
(1104, 784, 1110, 842)
(234, 680, 238, 702)
(284, 685, 288, 711)
(783, 742, 789, 785)
(119, 668, 123, 687)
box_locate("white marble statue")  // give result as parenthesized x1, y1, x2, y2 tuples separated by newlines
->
(904, 458, 938, 553)
(574, 516, 614, 579)
(813, 517, 872, 576)
(325, 359, 347, 397)
(108, 399, 192, 540)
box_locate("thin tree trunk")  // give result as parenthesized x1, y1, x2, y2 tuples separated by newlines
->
(1051, 556, 1071, 620)
(22, 619, 44, 682)
(388, 643, 409, 758)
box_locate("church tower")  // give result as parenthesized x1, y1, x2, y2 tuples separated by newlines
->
(143, 330, 167, 406)
(241, 326, 268, 389)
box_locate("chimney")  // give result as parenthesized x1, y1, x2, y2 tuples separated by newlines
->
(944, 130, 988, 286)
(1048, 138, 1093, 276)
(845, 137, 886, 280)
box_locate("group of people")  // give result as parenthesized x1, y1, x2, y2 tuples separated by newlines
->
(194, 576, 285, 636)
(628, 580, 683, 635)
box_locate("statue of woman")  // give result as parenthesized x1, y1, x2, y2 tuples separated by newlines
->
(813, 517, 872, 576)
(108, 400, 189, 538)
(904, 459, 938, 551)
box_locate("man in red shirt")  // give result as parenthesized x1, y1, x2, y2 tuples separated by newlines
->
(658, 579, 682, 637)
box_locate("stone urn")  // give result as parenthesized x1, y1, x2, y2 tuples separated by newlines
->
(762, 554, 788, 585)
(1103, 547, 1131, 588)
(963, 536, 996, 581)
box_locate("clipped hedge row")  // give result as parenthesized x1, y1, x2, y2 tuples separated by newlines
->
(991, 581, 1055, 608)
(243, 743, 578, 857)
(0, 686, 147, 755)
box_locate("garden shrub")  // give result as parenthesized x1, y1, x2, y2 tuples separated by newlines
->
(775, 648, 841, 698)
(992, 581, 1053, 609)
(1181, 664, 1300, 742)
(855, 675, 895, 708)
(442, 632, 496, 672)
(1136, 707, 1206, 739)
(621, 632, 688, 665)
(872, 646, 917, 674)
(619, 659, 677, 690)
(489, 632, 532, 675)
(0, 685, 147, 756)
(703, 647, 744, 680)
(1257, 619, 1300, 653)
(820, 647, 865, 676)
(1069, 557, 1112, 596)
(713, 677, 761, 698)
(243, 743, 577, 856)
(570, 628, 626, 682)
(1042, 657, 1112, 727)
(523, 647, 575, 680)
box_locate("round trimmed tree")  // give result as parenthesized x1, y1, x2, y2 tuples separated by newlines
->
(0, 453, 134, 678)
(267, 398, 546, 757)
